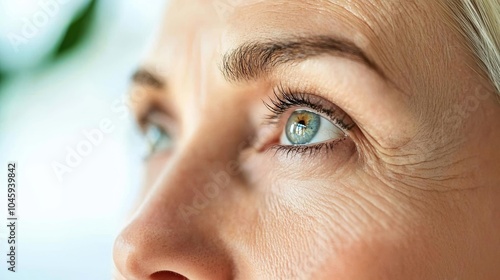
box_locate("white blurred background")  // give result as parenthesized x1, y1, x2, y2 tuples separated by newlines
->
(0, 0, 168, 279)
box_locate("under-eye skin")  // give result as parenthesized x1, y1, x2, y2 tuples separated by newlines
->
(262, 85, 355, 156)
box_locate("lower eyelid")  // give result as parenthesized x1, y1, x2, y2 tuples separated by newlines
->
(267, 136, 351, 158)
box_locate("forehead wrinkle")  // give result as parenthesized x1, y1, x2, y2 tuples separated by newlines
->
(325, 0, 423, 87)
(335, 1, 443, 87)
(324, 0, 446, 82)
(344, 1, 473, 137)
(329, 0, 455, 97)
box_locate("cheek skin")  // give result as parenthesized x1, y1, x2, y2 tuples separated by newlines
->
(221, 174, 416, 279)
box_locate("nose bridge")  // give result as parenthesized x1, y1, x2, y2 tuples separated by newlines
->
(114, 131, 237, 279)
(143, 102, 247, 220)
(150, 141, 235, 226)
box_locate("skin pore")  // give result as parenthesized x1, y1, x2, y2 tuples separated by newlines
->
(113, 0, 500, 279)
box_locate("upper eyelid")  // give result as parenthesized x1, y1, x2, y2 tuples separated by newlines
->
(263, 85, 355, 131)
(139, 108, 174, 134)
(135, 96, 175, 123)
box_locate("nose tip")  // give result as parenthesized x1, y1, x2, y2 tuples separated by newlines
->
(113, 230, 148, 279)
(114, 224, 191, 280)
(113, 215, 233, 280)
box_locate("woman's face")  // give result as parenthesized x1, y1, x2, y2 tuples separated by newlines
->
(113, 0, 500, 279)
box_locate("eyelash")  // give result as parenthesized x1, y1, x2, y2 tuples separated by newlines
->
(263, 84, 354, 156)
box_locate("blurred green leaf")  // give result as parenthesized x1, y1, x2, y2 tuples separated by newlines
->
(0, 70, 4, 87)
(53, 0, 97, 59)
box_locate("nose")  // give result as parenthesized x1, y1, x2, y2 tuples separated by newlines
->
(113, 153, 235, 279)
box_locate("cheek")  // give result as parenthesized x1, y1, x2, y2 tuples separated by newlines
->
(229, 171, 458, 279)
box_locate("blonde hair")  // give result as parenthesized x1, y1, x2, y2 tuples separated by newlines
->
(443, 0, 500, 97)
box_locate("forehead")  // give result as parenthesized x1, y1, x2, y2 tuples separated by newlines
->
(160, 0, 421, 44)
(150, 0, 451, 94)
(161, 1, 437, 38)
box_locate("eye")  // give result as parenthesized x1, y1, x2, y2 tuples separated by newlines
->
(280, 109, 346, 145)
(261, 85, 355, 156)
(144, 122, 173, 156)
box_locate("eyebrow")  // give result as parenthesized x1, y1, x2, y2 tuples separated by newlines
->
(221, 35, 384, 82)
(131, 68, 165, 89)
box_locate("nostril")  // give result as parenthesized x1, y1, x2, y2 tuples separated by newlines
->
(151, 271, 189, 280)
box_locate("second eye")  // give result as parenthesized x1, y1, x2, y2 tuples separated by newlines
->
(144, 122, 173, 156)
(280, 109, 345, 145)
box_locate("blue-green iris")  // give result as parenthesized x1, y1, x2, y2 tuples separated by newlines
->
(285, 110, 321, 144)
